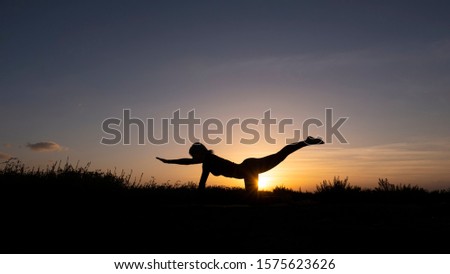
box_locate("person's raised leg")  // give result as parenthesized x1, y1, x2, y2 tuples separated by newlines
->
(246, 136, 324, 174)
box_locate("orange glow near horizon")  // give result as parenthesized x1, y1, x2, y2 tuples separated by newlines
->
(80, 133, 450, 193)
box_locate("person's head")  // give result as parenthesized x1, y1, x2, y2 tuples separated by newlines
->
(189, 142, 212, 160)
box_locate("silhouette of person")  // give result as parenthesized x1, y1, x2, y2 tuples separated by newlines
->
(156, 136, 324, 194)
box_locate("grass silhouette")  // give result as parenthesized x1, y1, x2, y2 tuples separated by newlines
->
(1, 159, 450, 253)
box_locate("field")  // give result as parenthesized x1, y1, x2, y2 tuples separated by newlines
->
(1, 159, 450, 254)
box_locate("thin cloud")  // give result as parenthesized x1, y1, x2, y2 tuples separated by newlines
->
(26, 141, 62, 152)
(0, 151, 11, 160)
(3, 143, 13, 148)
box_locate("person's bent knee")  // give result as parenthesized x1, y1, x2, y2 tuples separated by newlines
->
(244, 178, 258, 193)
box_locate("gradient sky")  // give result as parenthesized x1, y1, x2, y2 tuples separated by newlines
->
(1, 1, 450, 191)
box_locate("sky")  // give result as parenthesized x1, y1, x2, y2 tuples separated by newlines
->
(1, 0, 450, 191)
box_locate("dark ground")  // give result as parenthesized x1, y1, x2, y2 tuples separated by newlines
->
(2, 187, 450, 254)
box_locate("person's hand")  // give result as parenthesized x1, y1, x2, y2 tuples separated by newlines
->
(156, 157, 168, 163)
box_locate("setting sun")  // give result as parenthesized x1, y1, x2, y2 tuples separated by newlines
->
(258, 174, 272, 190)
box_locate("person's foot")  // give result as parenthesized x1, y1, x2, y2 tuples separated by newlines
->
(305, 136, 325, 145)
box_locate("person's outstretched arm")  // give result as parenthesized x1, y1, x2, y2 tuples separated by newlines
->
(156, 157, 201, 165)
